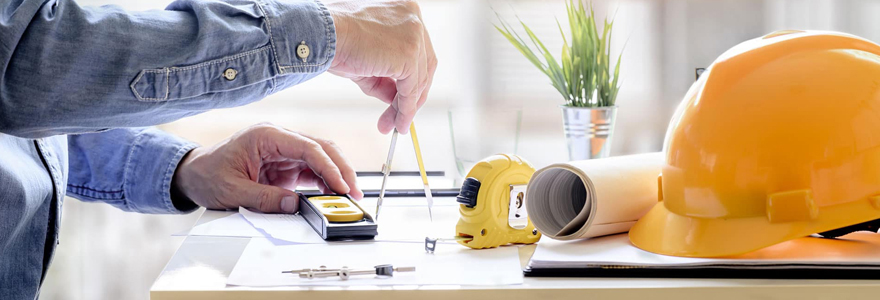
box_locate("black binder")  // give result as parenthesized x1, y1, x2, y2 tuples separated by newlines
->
(524, 233, 880, 280)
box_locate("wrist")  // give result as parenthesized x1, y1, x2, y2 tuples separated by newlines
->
(324, 1, 349, 70)
(170, 147, 205, 211)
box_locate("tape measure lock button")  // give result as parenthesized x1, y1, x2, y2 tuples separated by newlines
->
(456, 177, 481, 208)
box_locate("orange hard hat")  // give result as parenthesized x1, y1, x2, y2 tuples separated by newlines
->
(629, 30, 880, 257)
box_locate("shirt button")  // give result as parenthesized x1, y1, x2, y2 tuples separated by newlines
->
(223, 68, 238, 81)
(296, 41, 310, 62)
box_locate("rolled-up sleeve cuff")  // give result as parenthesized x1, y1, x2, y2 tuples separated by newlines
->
(124, 129, 199, 214)
(257, 0, 336, 74)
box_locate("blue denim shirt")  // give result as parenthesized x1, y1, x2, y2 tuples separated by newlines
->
(0, 0, 335, 298)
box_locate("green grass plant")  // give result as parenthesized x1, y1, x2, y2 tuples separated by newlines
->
(494, 1, 622, 107)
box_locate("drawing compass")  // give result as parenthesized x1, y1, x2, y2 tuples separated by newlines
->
(374, 122, 434, 221)
(375, 129, 398, 221)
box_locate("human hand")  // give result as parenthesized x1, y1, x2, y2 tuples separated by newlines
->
(324, 0, 437, 134)
(171, 124, 363, 213)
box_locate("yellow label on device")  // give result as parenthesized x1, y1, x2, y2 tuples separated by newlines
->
(307, 196, 364, 223)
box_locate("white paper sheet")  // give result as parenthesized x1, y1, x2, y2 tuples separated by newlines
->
(227, 238, 523, 286)
(529, 232, 880, 269)
(238, 208, 327, 244)
(238, 197, 462, 244)
(184, 213, 263, 238)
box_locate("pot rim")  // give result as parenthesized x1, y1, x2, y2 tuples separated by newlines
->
(560, 105, 619, 110)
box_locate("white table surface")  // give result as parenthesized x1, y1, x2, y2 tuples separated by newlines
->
(151, 198, 880, 300)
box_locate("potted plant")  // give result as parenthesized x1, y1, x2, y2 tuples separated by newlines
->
(495, 1, 622, 160)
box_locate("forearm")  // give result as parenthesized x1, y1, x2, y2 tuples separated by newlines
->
(0, 0, 335, 138)
(67, 128, 198, 214)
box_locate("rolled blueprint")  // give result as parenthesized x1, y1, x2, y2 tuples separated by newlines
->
(525, 153, 663, 240)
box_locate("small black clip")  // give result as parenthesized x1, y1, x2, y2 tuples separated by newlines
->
(374, 264, 394, 276)
(816, 218, 880, 239)
(695, 68, 707, 80)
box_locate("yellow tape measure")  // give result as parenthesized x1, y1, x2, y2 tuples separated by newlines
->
(454, 154, 541, 249)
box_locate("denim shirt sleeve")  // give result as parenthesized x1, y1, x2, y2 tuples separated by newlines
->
(0, 0, 336, 138)
(66, 128, 199, 214)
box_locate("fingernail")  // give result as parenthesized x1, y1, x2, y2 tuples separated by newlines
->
(354, 186, 364, 200)
(281, 196, 298, 213)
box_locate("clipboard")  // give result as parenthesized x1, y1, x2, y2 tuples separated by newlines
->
(524, 232, 880, 279)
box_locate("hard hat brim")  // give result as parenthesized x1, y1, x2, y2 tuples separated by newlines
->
(629, 199, 880, 257)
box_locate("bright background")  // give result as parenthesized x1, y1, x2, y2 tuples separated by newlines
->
(40, 0, 880, 299)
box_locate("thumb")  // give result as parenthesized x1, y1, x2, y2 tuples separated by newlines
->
(237, 179, 300, 213)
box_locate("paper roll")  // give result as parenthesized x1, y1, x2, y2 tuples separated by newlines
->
(525, 153, 663, 240)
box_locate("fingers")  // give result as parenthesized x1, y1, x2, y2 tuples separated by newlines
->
(390, 14, 436, 134)
(237, 178, 300, 213)
(294, 169, 333, 194)
(300, 133, 364, 200)
(417, 27, 437, 110)
(377, 105, 398, 134)
(415, 30, 429, 102)
(393, 31, 428, 134)
(352, 77, 397, 104)
(257, 127, 351, 196)
(397, 28, 436, 134)
(326, 0, 436, 135)
(393, 76, 419, 134)
(392, 28, 426, 134)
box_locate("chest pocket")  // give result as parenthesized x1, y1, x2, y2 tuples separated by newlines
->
(130, 46, 274, 102)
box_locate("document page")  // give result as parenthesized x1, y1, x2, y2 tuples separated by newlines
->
(238, 197, 461, 244)
(227, 238, 523, 286)
(183, 213, 263, 238)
